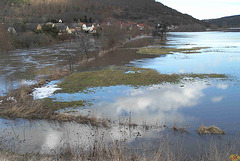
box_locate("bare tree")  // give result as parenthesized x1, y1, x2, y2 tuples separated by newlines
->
(101, 24, 127, 50)
(79, 33, 91, 56)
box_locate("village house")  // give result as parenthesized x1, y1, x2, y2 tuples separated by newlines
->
(82, 23, 96, 33)
(69, 26, 77, 34)
(72, 23, 82, 33)
(137, 24, 145, 31)
(36, 24, 42, 30)
(7, 27, 16, 34)
(167, 25, 177, 31)
(66, 26, 72, 34)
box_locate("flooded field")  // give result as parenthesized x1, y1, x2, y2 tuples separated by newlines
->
(0, 32, 240, 157)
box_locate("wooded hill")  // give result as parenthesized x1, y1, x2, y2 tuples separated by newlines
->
(0, 0, 205, 28)
(205, 15, 240, 28)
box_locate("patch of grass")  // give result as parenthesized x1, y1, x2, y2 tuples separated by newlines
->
(0, 88, 107, 127)
(137, 47, 209, 55)
(58, 67, 228, 93)
(40, 98, 87, 110)
(197, 124, 225, 135)
(58, 67, 181, 93)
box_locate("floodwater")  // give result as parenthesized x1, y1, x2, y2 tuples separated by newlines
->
(0, 36, 154, 96)
(50, 31, 240, 134)
(1, 32, 240, 154)
(0, 37, 100, 96)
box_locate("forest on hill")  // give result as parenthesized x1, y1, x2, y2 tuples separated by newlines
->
(0, 0, 205, 28)
(205, 15, 240, 28)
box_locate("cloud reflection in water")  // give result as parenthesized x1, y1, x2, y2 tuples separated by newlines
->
(88, 81, 210, 124)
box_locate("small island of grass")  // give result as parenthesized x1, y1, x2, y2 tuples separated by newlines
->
(137, 47, 209, 55)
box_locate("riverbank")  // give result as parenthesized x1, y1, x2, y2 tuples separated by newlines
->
(0, 133, 238, 161)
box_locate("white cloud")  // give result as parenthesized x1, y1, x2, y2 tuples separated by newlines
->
(211, 96, 224, 103)
(157, 0, 240, 19)
(216, 83, 228, 90)
(96, 82, 208, 124)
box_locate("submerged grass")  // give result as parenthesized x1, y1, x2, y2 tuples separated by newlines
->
(137, 47, 209, 55)
(58, 67, 228, 93)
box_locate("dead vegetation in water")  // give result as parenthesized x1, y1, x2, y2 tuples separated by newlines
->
(37, 66, 70, 81)
(0, 136, 239, 161)
(54, 113, 108, 127)
(0, 86, 107, 127)
(172, 124, 190, 134)
(197, 124, 225, 135)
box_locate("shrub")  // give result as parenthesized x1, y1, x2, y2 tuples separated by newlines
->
(47, 19, 58, 23)
(41, 24, 59, 38)
(0, 24, 13, 52)
(101, 24, 127, 49)
(57, 33, 75, 41)
(12, 31, 54, 48)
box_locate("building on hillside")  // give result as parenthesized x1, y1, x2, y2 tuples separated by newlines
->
(66, 26, 72, 34)
(36, 24, 42, 30)
(137, 24, 145, 31)
(69, 26, 77, 34)
(72, 23, 82, 33)
(167, 25, 177, 31)
(82, 24, 96, 33)
(7, 27, 16, 34)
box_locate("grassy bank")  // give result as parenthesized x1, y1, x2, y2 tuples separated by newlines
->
(58, 66, 227, 93)
(137, 47, 209, 55)
(0, 86, 107, 127)
(0, 136, 238, 161)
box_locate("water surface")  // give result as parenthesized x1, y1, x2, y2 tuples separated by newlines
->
(1, 32, 240, 154)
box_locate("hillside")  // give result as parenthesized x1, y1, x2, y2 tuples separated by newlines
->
(0, 0, 205, 28)
(205, 15, 240, 28)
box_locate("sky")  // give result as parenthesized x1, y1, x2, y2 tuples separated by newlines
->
(157, 0, 240, 20)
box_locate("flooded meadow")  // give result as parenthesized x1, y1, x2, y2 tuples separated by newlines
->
(0, 31, 240, 159)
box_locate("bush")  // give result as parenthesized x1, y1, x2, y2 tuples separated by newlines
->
(12, 31, 54, 48)
(57, 33, 75, 41)
(38, 24, 59, 38)
(47, 19, 58, 23)
(0, 24, 13, 52)
(101, 24, 128, 49)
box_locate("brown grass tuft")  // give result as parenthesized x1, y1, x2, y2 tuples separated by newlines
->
(197, 124, 225, 135)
